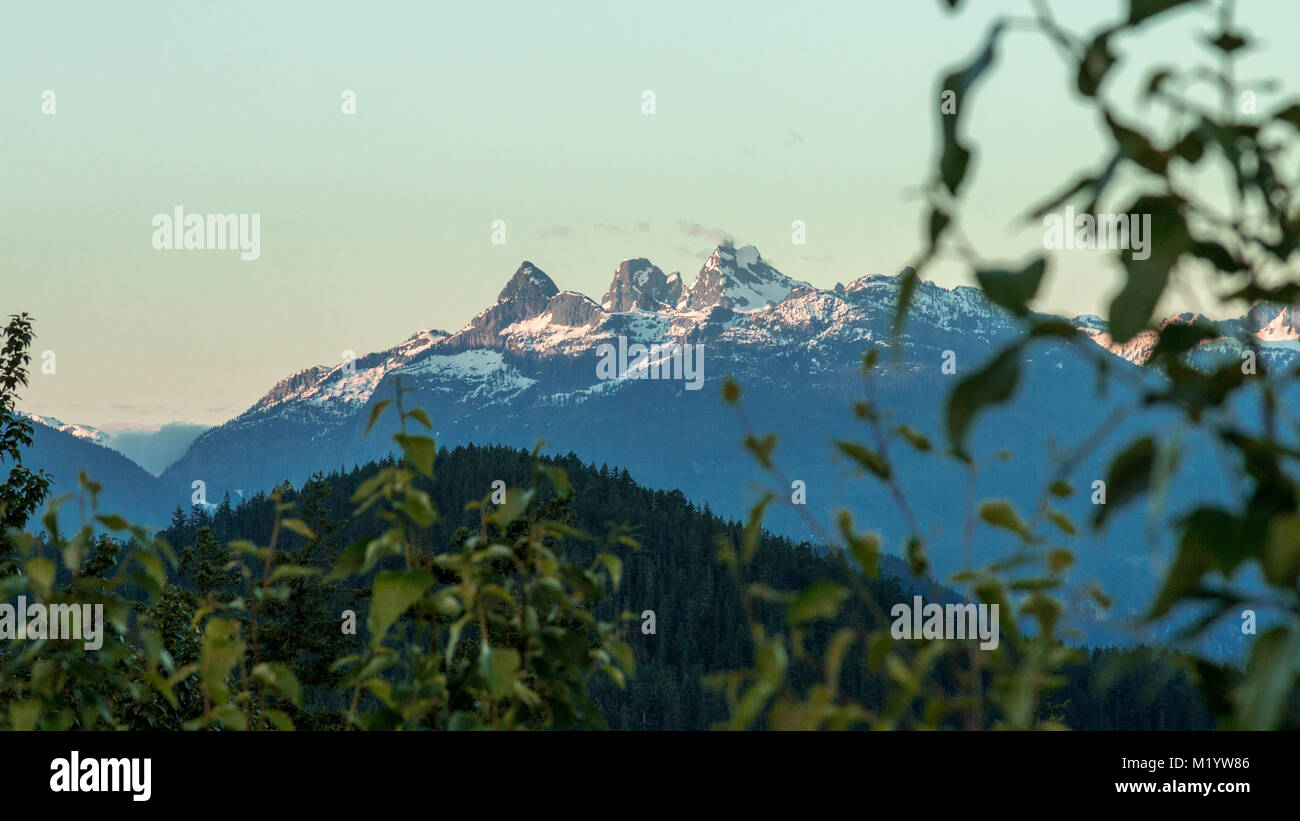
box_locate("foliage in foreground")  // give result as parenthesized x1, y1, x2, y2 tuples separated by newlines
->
(709, 0, 1300, 731)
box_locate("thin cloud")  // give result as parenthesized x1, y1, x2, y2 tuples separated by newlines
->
(594, 221, 652, 234)
(677, 221, 732, 246)
(537, 224, 572, 239)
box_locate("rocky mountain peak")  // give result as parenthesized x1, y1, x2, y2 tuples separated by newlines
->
(498, 261, 560, 305)
(601, 258, 683, 312)
(679, 244, 809, 313)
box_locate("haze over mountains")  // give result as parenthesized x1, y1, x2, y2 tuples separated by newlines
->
(21, 242, 1300, 654)
(21, 414, 207, 476)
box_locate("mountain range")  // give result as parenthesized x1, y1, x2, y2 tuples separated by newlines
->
(22, 241, 1300, 655)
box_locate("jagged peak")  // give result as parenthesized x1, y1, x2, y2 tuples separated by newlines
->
(680, 244, 809, 313)
(498, 261, 559, 304)
(602, 258, 681, 312)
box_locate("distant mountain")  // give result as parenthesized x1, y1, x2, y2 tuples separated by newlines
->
(154, 242, 1292, 654)
(21, 413, 111, 446)
(20, 414, 209, 478)
(19, 419, 182, 528)
(103, 423, 210, 476)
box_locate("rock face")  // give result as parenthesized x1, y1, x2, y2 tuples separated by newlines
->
(448, 262, 559, 348)
(679, 243, 810, 312)
(601, 258, 683, 312)
(247, 366, 331, 415)
(547, 291, 602, 327)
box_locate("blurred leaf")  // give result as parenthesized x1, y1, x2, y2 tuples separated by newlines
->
(1229, 626, 1300, 730)
(1128, 0, 1200, 26)
(979, 499, 1032, 541)
(976, 257, 1047, 317)
(835, 441, 891, 481)
(480, 646, 521, 700)
(364, 400, 392, 436)
(786, 581, 849, 624)
(1094, 437, 1156, 527)
(394, 434, 435, 477)
(947, 346, 1022, 457)
(368, 570, 436, 646)
(280, 518, 316, 541)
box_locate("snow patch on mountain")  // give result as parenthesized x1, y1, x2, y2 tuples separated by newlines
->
(679, 244, 810, 313)
(21, 413, 111, 445)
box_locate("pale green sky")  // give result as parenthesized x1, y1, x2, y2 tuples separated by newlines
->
(4, 0, 1298, 428)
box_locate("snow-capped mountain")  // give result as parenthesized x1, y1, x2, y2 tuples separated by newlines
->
(17, 416, 178, 527)
(163, 241, 1041, 502)
(21, 412, 111, 445)
(678, 244, 811, 313)
(163, 240, 1300, 497)
(154, 242, 1290, 656)
(1076, 305, 1300, 366)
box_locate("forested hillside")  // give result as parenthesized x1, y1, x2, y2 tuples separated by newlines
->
(155, 444, 1216, 730)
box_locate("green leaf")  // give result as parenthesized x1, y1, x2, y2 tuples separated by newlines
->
(401, 489, 439, 527)
(394, 434, 435, 477)
(892, 266, 919, 347)
(95, 514, 130, 531)
(364, 399, 392, 436)
(895, 425, 932, 452)
(480, 646, 521, 700)
(280, 518, 316, 541)
(491, 488, 535, 526)
(937, 21, 1005, 195)
(1077, 29, 1117, 97)
(946, 346, 1022, 458)
(405, 407, 433, 430)
(1149, 508, 1246, 619)
(1048, 479, 1073, 498)
(976, 257, 1047, 317)
(743, 434, 777, 469)
(1046, 509, 1078, 537)
(266, 710, 295, 731)
(25, 557, 55, 596)
(539, 464, 572, 499)
(1229, 626, 1300, 730)
(368, 570, 436, 646)
(1108, 196, 1191, 343)
(1208, 31, 1248, 53)
(835, 441, 891, 480)
(1048, 549, 1075, 573)
(1094, 437, 1157, 527)
(906, 536, 929, 576)
(1263, 515, 1300, 587)
(597, 553, 623, 589)
(928, 207, 951, 249)
(1272, 102, 1300, 131)
(270, 565, 320, 582)
(253, 661, 303, 707)
(1128, 0, 1200, 26)
(837, 510, 881, 578)
(1106, 112, 1170, 175)
(786, 581, 848, 624)
(8, 700, 40, 731)
(979, 499, 1032, 541)
(199, 618, 246, 694)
